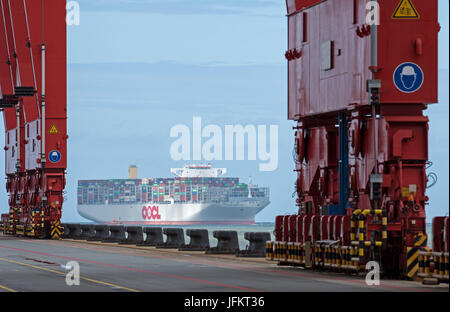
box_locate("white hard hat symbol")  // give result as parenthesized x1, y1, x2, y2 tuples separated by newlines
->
(401, 66, 416, 76)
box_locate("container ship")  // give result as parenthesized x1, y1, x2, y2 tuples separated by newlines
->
(77, 165, 270, 225)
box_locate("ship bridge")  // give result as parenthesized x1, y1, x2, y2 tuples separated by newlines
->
(171, 164, 227, 178)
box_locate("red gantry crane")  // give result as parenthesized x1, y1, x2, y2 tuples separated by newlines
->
(267, 0, 448, 279)
(0, 0, 66, 239)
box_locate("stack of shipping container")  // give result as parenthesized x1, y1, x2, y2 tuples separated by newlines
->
(77, 177, 253, 205)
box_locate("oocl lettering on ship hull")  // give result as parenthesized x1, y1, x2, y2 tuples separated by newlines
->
(142, 206, 162, 220)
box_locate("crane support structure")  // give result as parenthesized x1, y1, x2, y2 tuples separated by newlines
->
(0, 0, 66, 239)
(269, 0, 441, 278)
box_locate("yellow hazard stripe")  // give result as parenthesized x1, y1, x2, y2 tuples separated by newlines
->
(406, 233, 428, 277)
(51, 227, 61, 235)
(0, 257, 140, 292)
(406, 247, 420, 278)
(51, 221, 62, 233)
(0, 283, 17, 293)
(51, 230, 61, 240)
(414, 234, 427, 247)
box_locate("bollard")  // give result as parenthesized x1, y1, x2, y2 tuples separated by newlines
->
(237, 232, 272, 257)
(274, 215, 284, 241)
(294, 242, 303, 264)
(287, 242, 295, 263)
(157, 228, 186, 249)
(61, 223, 71, 239)
(88, 225, 110, 241)
(102, 225, 126, 243)
(67, 224, 82, 239)
(120, 226, 144, 245)
(418, 250, 449, 283)
(320, 216, 330, 240)
(273, 241, 288, 264)
(282, 216, 290, 242)
(137, 227, 164, 246)
(179, 229, 210, 251)
(206, 231, 239, 254)
(266, 241, 274, 260)
(288, 215, 297, 242)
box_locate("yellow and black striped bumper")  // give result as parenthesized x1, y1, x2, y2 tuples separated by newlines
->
(50, 221, 63, 240)
(406, 233, 427, 278)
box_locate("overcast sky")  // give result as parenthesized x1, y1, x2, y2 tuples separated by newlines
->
(0, 0, 448, 223)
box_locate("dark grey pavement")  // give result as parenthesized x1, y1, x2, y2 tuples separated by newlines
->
(0, 235, 447, 292)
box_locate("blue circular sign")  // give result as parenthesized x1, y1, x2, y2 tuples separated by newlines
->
(49, 150, 61, 163)
(393, 62, 424, 93)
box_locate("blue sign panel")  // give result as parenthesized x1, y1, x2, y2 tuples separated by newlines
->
(49, 150, 61, 163)
(393, 62, 424, 93)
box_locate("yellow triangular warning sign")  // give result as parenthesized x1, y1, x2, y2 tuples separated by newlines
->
(392, 0, 420, 19)
(49, 124, 59, 134)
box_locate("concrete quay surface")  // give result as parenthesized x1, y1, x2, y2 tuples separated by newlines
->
(0, 234, 447, 292)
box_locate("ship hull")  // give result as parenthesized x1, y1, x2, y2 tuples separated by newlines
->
(77, 198, 270, 225)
